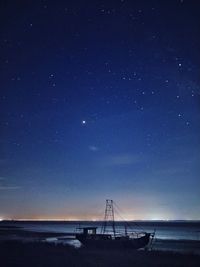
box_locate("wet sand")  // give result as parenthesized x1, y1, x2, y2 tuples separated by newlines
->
(0, 225, 74, 241)
(1, 240, 200, 267)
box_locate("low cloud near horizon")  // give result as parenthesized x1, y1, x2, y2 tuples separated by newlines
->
(0, 177, 21, 190)
(101, 153, 144, 166)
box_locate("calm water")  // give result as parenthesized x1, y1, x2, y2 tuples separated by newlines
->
(2, 220, 200, 240)
(1, 220, 200, 253)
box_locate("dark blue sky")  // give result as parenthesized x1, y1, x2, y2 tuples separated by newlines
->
(0, 0, 200, 220)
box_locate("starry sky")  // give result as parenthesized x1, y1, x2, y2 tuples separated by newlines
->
(0, 0, 200, 220)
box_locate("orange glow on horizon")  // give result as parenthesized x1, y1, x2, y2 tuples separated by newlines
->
(2, 214, 172, 221)
(2, 206, 192, 221)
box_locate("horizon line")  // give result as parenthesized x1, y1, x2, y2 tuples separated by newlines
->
(1, 218, 200, 222)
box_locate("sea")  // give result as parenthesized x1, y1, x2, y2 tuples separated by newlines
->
(1, 220, 200, 254)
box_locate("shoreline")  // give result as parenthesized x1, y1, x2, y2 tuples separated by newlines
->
(1, 226, 200, 255)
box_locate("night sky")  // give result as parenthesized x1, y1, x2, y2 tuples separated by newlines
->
(0, 0, 200, 220)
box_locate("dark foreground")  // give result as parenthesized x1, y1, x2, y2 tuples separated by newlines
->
(1, 241, 200, 267)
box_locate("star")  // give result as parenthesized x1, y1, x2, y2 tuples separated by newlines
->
(82, 120, 86, 125)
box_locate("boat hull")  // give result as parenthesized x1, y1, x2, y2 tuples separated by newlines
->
(76, 233, 151, 249)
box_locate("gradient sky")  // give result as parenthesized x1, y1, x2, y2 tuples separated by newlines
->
(0, 0, 200, 220)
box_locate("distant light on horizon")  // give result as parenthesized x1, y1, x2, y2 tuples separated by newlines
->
(3, 212, 180, 221)
(2, 202, 200, 221)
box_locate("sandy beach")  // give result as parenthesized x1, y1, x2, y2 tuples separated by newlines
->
(1, 240, 200, 267)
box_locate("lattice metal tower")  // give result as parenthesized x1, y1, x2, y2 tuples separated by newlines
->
(101, 199, 116, 236)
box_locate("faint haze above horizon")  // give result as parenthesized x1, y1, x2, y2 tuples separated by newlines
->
(0, 0, 200, 220)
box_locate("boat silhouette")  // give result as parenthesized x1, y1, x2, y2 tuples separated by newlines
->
(76, 200, 154, 249)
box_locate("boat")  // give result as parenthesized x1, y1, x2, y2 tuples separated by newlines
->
(75, 199, 154, 249)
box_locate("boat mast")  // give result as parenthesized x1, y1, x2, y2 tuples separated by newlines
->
(101, 199, 116, 237)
